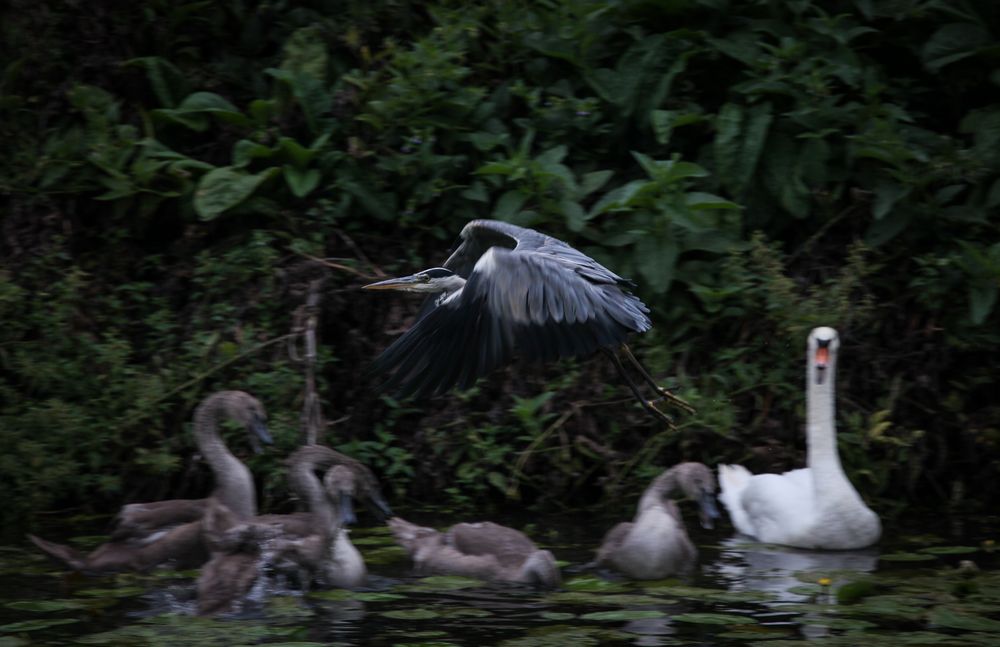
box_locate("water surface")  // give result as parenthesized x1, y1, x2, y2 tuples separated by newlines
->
(3, 511, 999, 646)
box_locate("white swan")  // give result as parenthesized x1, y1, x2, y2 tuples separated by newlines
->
(718, 327, 881, 550)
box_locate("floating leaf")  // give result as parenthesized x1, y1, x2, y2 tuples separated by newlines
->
(0, 618, 80, 633)
(929, 606, 1000, 632)
(539, 612, 575, 621)
(381, 608, 440, 620)
(5, 599, 84, 612)
(564, 576, 628, 593)
(580, 609, 665, 621)
(310, 590, 404, 602)
(880, 552, 938, 562)
(920, 546, 979, 555)
(672, 612, 756, 625)
(801, 616, 878, 630)
(75, 586, 146, 598)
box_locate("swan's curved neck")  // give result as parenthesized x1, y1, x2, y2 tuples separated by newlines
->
(806, 348, 846, 484)
(636, 468, 679, 514)
(194, 396, 256, 519)
(288, 446, 355, 538)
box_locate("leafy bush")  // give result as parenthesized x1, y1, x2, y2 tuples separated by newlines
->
(1, 0, 998, 534)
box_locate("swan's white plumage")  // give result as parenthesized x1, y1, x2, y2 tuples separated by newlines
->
(718, 327, 880, 550)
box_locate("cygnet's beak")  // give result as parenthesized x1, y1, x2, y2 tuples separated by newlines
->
(699, 491, 721, 530)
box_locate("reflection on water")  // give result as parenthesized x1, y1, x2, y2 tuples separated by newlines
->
(713, 535, 879, 601)
(2, 513, 999, 646)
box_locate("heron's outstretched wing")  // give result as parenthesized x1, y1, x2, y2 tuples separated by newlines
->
(369, 242, 651, 398)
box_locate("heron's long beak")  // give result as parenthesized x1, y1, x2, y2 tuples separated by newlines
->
(362, 275, 421, 290)
(699, 491, 721, 530)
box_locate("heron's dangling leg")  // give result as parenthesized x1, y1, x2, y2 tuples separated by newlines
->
(621, 344, 695, 415)
(603, 349, 677, 429)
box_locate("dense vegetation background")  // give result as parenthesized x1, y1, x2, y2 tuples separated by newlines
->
(2, 0, 998, 537)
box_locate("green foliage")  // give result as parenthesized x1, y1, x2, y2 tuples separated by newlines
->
(1, 0, 999, 530)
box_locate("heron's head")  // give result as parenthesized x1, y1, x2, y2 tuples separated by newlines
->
(362, 267, 465, 294)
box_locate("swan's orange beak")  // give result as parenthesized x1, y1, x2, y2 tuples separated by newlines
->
(815, 346, 829, 385)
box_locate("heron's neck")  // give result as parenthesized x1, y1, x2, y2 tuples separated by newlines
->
(194, 398, 256, 519)
(432, 276, 467, 306)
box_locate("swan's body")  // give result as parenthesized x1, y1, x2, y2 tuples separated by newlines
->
(28, 391, 271, 573)
(389, 518, 561, 588)
(595, 462, 719, 579)
(718, 327, 881, 550)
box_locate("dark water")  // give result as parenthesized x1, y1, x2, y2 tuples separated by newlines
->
(3, 511, 1000, 646)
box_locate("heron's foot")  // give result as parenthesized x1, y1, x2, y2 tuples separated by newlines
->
(654, 386, 695, 415)
(641, 399, 677, 431)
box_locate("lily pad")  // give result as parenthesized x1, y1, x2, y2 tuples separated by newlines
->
(381, 608, 441, 620)
(920, 546, 979, 555)
(800, 616, 878, 630)
(539, 612, 575, 621)
(443, 608, 493, 618)
(580, 609, 666, 621)
(309, 590, 404, 602)
(400, 575, 482, 591)
(0, 618, 80, 633)
(547, 592, 670, 606)
(673, 612, 756, 625)
(564, 576, 629, 593)
(4, 599, 85, 612)
(929, 606, 1000, 632)
(497, 624, 631, 647)
(879, 552, 938, 562)
(75, 586, 146, 598)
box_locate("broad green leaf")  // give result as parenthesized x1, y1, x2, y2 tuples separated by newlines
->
(715, 102, 772, 197)
(873, 181, 911, 220)
(685, 192, 740, 210)
(865, 206, 914, 247)
(969, 284, 998, 325)
(495, 190, 528, 219)
(283, 165, 321, 198)
(561, 200, 587, 232)
(233, 140, 275, 167)
(636, 236, 678, 294)
(579, 170, 613, 198)
(922, 22, 992, 72)
(339, 179, 395, 221)
(194, 167, 277, 220)
(123, 57, 190, 107)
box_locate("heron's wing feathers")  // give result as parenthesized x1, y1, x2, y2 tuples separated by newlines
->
(369, 245, 651, 398)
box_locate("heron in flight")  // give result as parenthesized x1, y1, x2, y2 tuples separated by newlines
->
(363, 219, 692, 426)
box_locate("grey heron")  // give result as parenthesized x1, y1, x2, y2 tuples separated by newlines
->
(363, 219, 692, 426)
